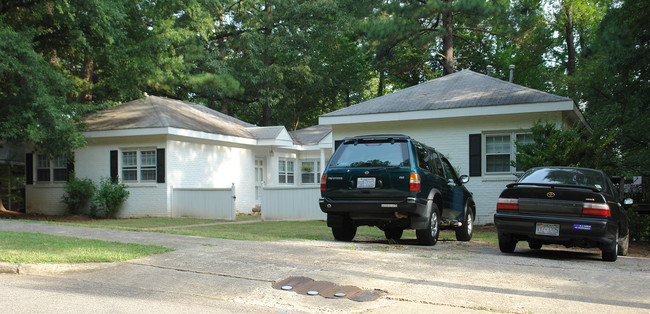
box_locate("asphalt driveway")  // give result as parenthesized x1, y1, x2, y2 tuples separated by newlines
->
(1, 220, 649, 313)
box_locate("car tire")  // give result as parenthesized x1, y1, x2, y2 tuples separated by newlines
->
(455, 206, 473, 241)
(528, 241, 542, 250)
(602, 229, 618, 262)
(332, 225, 357, 242)
(618, 226, 629, 256)
(416, 204, 440, 246)
(498, 233, 517, 253)
(384, 228, 403, 241)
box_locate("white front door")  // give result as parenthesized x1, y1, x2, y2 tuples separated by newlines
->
(254, 158, 264, 206)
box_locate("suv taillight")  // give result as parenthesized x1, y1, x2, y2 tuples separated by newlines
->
(583, 202, 611, 217)
(497, 198, 519, 211)
(410, 173, 421, 192)
(320, 174, 327, 192)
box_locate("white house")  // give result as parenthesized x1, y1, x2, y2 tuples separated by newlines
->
(319, 69, 589, 224)
(25, 96, 331, 219)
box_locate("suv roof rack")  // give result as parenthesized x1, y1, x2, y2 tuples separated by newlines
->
(343, 134, 410, 141)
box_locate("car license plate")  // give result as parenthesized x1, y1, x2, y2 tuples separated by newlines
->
(536, 223, 560, 236)
(357, 177, 376, 189)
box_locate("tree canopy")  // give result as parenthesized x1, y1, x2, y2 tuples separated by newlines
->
(0, 0, 647, 175)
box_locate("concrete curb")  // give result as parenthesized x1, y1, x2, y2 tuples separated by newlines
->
(0, 261, 121, 275)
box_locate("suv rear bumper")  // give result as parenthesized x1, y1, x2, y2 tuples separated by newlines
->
(320, 197, 429, 228)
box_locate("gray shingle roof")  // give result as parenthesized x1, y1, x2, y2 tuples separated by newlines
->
(84, 96, 255, 138)
(246, 126, 285, 139)
(290, 125, 332, 145)
(322, 70, 570, 117)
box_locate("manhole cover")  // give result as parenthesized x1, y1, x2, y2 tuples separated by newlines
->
(273, 277, 384, 302)
(293, 280, 336, 295)
(320, 285, 362, 299)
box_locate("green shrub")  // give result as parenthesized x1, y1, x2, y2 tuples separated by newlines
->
(90, 177, 130, 218)
(627, 207, 650, 242)
(61, 173, 96, 214)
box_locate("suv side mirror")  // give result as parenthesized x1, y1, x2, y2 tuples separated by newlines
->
(459, 175, 469, 184)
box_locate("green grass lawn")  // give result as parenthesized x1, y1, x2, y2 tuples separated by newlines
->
(34, 215, 260, 230)
(0, 217, 498, 264)
(0, 231, 173, 263)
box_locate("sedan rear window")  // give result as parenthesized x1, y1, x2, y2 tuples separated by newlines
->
(519, 168, 606, 191)
(329, 141, 410, 168)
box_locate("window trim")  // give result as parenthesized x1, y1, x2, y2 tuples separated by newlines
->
(483, 131, 532, 175)
(120, 149, 157, 183)
(299, 160, 321, 185)
(35, 154, 69, 183)
(278, 159, 295, 185)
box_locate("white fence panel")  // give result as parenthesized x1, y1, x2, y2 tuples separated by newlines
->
(261, 185, 325, 221)
(172, 185, 235, 220)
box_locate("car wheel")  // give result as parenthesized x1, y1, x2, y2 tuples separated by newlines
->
(455, 207, 473, 241)
(416, 203, 440, 246)
(498, 233, 517, 253)
(384, 228, 403, 241)
(332, 225, 357, 242)
(602, 229, 618, 262)
(618, 226, 629, 256)
(528, 241, 542, 250)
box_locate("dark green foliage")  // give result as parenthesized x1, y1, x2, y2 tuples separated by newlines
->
(627, 207, 650, 242)
(61, 173, 96, 214)
(575, 0, 650, 176)
(0, 25, 86, 158)
(513, 121, 618, 174)
(90, 177, 129, 218)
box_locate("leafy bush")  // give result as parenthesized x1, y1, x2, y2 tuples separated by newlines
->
(627, 207, 650, 242)
(90, 177, 129, 218)
(61, 173, 96, 214)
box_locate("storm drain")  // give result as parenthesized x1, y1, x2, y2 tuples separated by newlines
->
(272, 276, 384, 302)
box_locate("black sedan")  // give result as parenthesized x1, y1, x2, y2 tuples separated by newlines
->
(494, 167, 632, 261)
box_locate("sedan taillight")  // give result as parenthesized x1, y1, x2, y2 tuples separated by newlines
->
(409, 173, 421, 192)
(320, 174, 327, 192)
(497, 198, 519, 211)
(583, 202, 611, 217)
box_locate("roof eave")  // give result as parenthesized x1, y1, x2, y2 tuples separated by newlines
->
(319, 101, 576, 126)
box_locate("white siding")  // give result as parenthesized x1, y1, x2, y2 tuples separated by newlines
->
(25, 184, 67, 215)
(261, 185, 325, 221)
(328, 112, 564, 224)
(172, 187, 235, 219)
(166, 137, 257, 214)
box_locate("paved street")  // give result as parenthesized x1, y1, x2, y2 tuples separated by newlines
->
(1, 220, 649, 313)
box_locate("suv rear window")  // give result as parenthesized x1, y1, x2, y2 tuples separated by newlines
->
(329, 141, 410, 168)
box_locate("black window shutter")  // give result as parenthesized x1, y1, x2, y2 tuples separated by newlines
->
(110, 150, 118, 182)
(66, 154, 75, 181)
(26, 153, 33, 185)
(156, 148, 165, 183)
(469, 134, 482, 177)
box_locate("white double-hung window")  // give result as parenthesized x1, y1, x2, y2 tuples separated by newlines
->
(36, 155, 68, 182)
(122, 150, 156, 182)
(278, 159, 295, 184)
(484, 132, 533, 174)
(300, 161, 321, 184)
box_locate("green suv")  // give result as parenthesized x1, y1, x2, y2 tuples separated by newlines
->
(319, 134, 475, 245)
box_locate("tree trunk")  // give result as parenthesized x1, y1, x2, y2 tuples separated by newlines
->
(564, 3, 576, 76)
(378, 71, 385, 96)
(345, 89, 351, 107)
(82, 57, 94, 104)
(441, 10, 455, 76)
